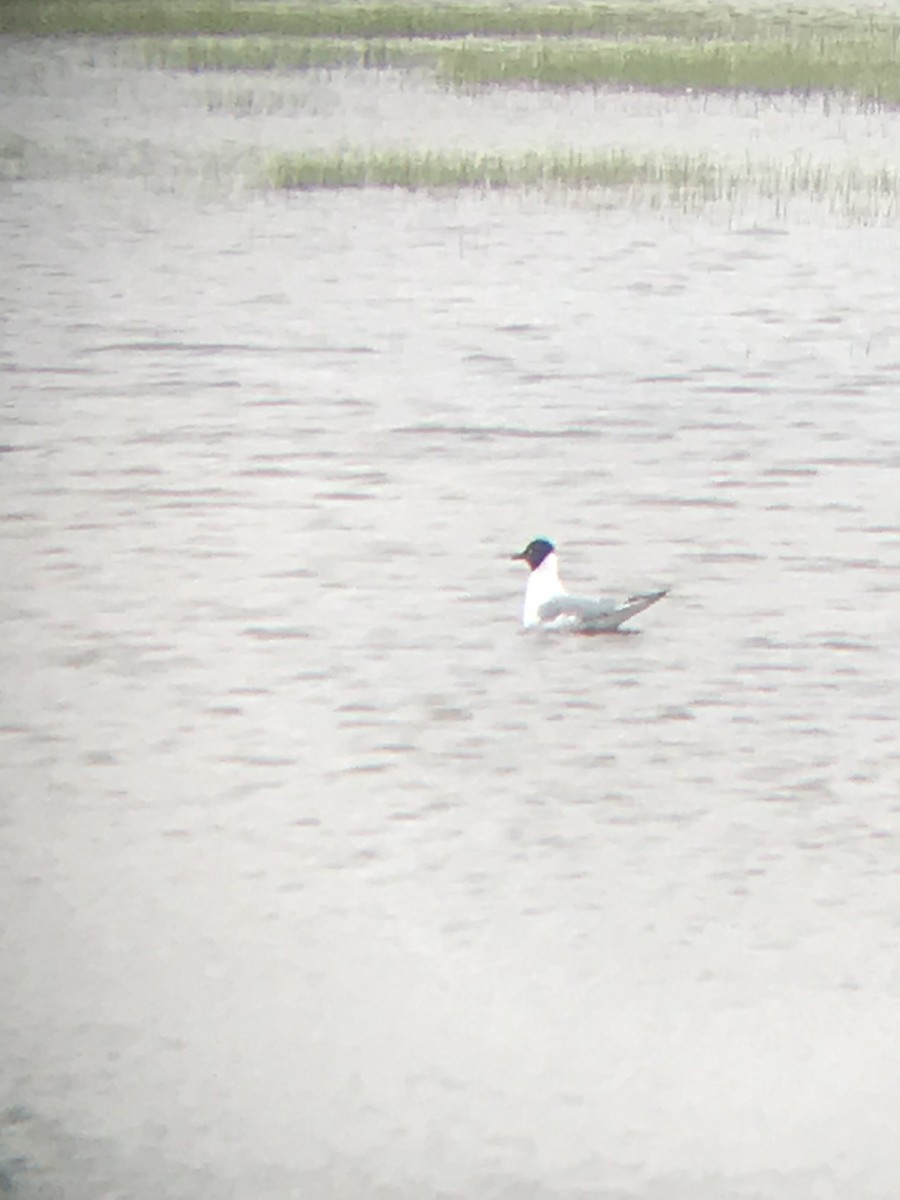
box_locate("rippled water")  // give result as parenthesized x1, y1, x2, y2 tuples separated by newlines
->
(2, 35, 900, 1200)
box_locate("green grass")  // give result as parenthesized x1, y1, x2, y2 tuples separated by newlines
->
(267, 149, 715, 190)
(7, 2, 900, 107)
(265, 148, 900, 211)
(3, 1, 899, 42)
(137, 30, 900, 106)
(438, 35, 900, 103)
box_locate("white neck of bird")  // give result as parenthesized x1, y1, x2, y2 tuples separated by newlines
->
(523, 552, 564, 626)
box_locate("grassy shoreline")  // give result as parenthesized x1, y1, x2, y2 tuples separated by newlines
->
(439, 37, 900, 103)
(136, 31, 900, 106)
(6, 3, 899, 105)
(4, 1, 899, 42)
(7, 0, 898, 223)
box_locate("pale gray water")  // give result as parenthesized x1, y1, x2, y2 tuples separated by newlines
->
(2, 36, 900, 1200)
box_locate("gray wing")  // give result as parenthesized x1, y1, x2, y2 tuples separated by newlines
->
(538, 590, 667, 630)
(537, 594, 619, 623)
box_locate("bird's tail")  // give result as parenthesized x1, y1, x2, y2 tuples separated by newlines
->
(607, 588, 668, 628)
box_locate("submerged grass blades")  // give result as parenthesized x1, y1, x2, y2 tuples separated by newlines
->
(140, 36, 427, 72)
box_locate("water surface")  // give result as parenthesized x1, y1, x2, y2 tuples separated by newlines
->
(2, 36, 900, 1200)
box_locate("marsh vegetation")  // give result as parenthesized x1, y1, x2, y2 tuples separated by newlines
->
(265, 148, 900, 219)
(4, 1, 899, 42)
(3, 0, 897, 40)
(438, 36, 900, 104)
(136, 29, 900, 107)
(5, 0, 899, 217)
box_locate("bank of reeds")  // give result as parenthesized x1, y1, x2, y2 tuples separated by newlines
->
(438, 36, 900, 104)
(267, 149, 721, 191)
(266, 149, 899, 210)
(138, 29, 900, 106)
(8, 2, 900, 108)
(3, 1, 898, 43)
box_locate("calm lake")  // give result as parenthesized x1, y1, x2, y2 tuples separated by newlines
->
(2, 32, 900, 1200)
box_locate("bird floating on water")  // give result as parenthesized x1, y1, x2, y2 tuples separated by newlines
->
(511, 538, 667, 632)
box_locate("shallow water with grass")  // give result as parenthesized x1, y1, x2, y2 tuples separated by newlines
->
(3, 21, 900, 1200)
(136, 22, 900, 106)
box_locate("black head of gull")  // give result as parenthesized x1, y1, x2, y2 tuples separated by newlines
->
(511, 538, 555, 571)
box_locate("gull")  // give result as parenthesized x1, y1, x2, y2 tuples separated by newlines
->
(511, 538, 667, 632)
